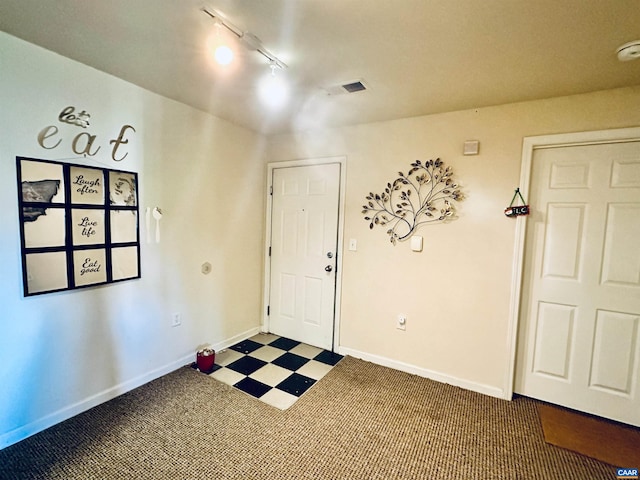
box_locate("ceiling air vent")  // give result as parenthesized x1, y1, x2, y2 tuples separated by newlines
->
(325, 79, 369, 96)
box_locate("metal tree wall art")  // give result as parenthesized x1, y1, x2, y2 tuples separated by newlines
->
(362, 158, 463, 245)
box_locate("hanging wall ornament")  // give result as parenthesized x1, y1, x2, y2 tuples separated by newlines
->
(504, 188, 530, 217)
(362, 158, 463, 245)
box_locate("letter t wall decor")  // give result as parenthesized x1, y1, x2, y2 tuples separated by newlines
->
(16, 156, 141, 296)
(362, 158, 463, 245)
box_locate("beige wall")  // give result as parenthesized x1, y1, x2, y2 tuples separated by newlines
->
(267, 86, 640, 396)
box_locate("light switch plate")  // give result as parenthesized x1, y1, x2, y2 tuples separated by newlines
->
(411, 236, 423, 252)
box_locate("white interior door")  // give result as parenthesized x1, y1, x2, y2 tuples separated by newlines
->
(268, 163, 341, 350)
(515, 140, 640, 426)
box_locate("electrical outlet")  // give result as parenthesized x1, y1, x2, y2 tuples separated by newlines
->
(171, 313, 182, 327)
(397, 314, 407, 331)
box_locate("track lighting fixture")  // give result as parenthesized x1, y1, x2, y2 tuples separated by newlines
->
(202, 7, 287, 70)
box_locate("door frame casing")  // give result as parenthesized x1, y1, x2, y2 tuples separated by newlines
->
(261, 156, 347, 350)
(505, 126, 640, 400)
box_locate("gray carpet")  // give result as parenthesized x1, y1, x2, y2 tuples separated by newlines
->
(0, 356, 616, 479)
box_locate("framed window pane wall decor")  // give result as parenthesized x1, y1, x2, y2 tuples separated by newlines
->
(17, 156, 141, 296)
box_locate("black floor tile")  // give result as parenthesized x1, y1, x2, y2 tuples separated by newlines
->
(269, 337, 301, 351)
(272, 352, 310, 371)
(276, 373, 316, 397)
(234, 377, 272, 398)
(190, 362, 221, 374)
(314, 350, 343, 366)
(230, 339, 263, 355)
(226, 356, 267, 376)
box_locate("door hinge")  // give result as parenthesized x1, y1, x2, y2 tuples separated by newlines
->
(267, 305, 270, 316)
(268, 246, 271, 257)
(269, 185, 273, 195)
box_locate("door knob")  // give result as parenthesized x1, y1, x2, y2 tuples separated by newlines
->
(325, 265, 333, 272)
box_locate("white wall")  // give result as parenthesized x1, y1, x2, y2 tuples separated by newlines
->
(267, 85, 640, 398)
(0, 32, 266, 448)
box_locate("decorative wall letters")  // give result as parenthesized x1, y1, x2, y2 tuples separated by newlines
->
(17, 156, 140, 296)
(37, 106, 136, 162)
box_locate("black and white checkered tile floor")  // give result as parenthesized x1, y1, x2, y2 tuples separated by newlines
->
(194, 333, 343, 410)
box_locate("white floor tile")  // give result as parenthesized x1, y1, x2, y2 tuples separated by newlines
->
(250, 345, 287, 363)
(260, 388, 298, 410)
(296, 360, 333, 380)
(290, 343, 323, 359)
(209, 367, 245, 386)
(249, 333, 281, 345)
(215, 349, 244, 366)
(249, 363, 292, 387)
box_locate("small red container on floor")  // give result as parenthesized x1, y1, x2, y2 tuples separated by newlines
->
(196, 349, 215, 372)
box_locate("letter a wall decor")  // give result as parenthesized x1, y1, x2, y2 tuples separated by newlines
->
(16, 156, 140, 296)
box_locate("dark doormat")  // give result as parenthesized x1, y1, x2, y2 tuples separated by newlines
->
(537, 403, 640, 467)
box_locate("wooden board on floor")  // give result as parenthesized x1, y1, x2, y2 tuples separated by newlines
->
(537, 403, 640, 467)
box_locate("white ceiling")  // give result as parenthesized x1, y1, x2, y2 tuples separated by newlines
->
(1, 0, 639, 135)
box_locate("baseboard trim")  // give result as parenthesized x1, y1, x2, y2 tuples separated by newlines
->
(212, 326, 261, 353)
(338, 346, 505, 399)
(0, 326, 260, 450)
